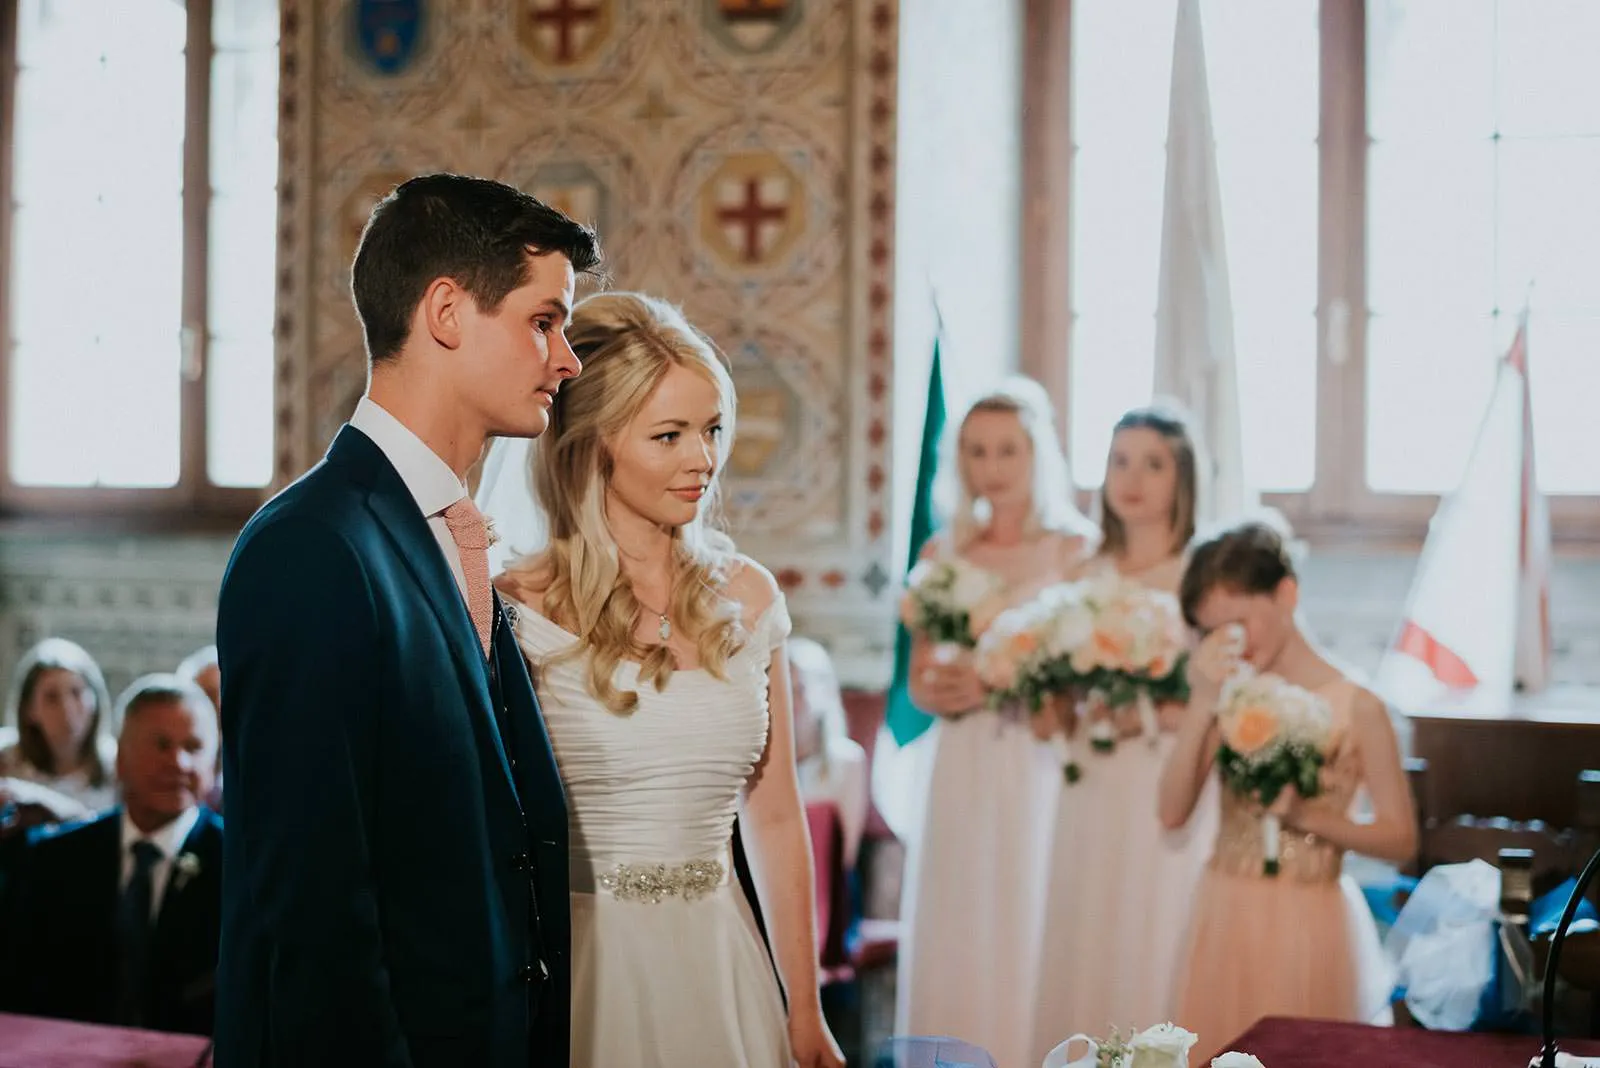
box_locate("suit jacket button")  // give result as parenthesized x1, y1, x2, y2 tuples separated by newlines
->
(518, 962, 544, 984)
(510, 851, 530, 871)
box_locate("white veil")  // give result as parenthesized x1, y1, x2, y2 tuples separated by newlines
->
(474, 435, 551, 576)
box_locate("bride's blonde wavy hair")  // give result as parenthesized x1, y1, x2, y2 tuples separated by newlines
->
(514, 291, 742, 714)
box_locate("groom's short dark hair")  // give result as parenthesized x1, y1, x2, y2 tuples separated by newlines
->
(351, 173, 603, 364)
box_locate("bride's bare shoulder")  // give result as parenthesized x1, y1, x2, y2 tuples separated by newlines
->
(723, 553, 781, 619)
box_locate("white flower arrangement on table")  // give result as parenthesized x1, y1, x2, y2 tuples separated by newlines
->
(1041, 1022, 1268, 1068)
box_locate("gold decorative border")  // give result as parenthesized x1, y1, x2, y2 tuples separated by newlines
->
(272, 0, 317, 492)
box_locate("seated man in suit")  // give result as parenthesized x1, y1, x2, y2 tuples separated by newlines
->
(0, 673, 222, 1035)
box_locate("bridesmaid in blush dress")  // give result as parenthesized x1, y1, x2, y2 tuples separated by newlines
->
(1030, 406, 1219, 1062)
(1160, 521, 1415, 1063)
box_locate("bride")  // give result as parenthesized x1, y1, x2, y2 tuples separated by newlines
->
(484, 291, 844, 1068)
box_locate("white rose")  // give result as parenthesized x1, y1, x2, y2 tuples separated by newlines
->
(1210, 1054, 1265, 1068)
(1049, 603, 1095, 655)
(950, 561, 999, 610)
(1127, 1022, 1199, 1068)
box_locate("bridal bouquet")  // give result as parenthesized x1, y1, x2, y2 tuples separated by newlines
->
(974, 583, 1091, 780)
(1214, 668, 1336, 876)
(1060, 573, 1191, 756)
(898, 557, 1007, 651)
(973, 575, 1188, 782)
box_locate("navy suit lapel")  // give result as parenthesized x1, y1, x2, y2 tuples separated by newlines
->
(152, 810, 215, 937)
(326, 426, 522, 813)
(493, 596, 565, 831)
(367, 485, 523, 813)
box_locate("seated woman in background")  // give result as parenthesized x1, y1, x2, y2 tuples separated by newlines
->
(0, 638, 118, 821)
(788, 636, 869, 871)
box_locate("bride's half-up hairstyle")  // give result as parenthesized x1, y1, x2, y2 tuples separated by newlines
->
(522, 292, 741, 714)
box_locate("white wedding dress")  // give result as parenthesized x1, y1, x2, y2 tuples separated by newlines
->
(509, 594, 794, 1067)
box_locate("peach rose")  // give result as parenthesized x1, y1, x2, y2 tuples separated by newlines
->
(1223, 703, 1279, 755)
(1092, 627, 1128, 669)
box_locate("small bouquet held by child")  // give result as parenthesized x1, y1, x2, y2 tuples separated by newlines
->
(973, 573, 1190, 783)
(1213, 665, 1336, 876)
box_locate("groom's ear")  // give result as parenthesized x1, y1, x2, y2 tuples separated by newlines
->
(421, 276, 466, 351)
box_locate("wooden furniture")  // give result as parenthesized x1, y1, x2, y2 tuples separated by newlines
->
(1405, 756, 1600, 906)
(1407, 702, 1600, 833)
(1400, 755, 1600, 1038)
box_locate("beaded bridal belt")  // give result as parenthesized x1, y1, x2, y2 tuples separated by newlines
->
(576, 854, 730, 904)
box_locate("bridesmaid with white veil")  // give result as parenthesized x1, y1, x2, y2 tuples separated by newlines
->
(892, 378, 1094, 1068)
(479, 292, 843, 1068)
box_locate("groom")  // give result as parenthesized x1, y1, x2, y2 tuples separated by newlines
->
(214, 175, 600, 1067)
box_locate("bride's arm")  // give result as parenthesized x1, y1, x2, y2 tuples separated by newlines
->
(737, 587, 843, 1065)
(743, 648, 823, 1000)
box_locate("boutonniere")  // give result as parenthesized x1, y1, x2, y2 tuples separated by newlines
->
(172, 852, 202, 892)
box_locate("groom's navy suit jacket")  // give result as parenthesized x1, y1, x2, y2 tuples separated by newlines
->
(214, 427, 570, 1068)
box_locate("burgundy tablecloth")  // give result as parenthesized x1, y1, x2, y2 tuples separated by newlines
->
(0, 1012, 209, 1068)
(1223, 1016, 1600, 1068)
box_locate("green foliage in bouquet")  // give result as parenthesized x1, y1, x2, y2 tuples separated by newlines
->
(1026, 651, 1192, 711)
(1216, 740, 1326, 808)
(908, 604, 978, 646)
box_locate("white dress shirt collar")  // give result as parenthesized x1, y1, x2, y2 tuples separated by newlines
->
(121, 805, 201, 865)
(349, 396, 468, 518)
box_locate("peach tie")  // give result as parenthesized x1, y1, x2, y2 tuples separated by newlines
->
(442, 497, 493, 657)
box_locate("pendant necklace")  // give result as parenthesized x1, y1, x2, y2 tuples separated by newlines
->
(636, 592, 672, 642)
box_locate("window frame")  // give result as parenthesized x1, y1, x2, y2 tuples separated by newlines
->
(0, 0, 264, 530)
(1022, 0, 1600, 553)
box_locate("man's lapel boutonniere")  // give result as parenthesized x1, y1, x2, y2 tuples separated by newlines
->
(172, 851, 202, 893)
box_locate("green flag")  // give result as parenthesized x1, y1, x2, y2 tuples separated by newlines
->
(883, 336, 947, 746)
